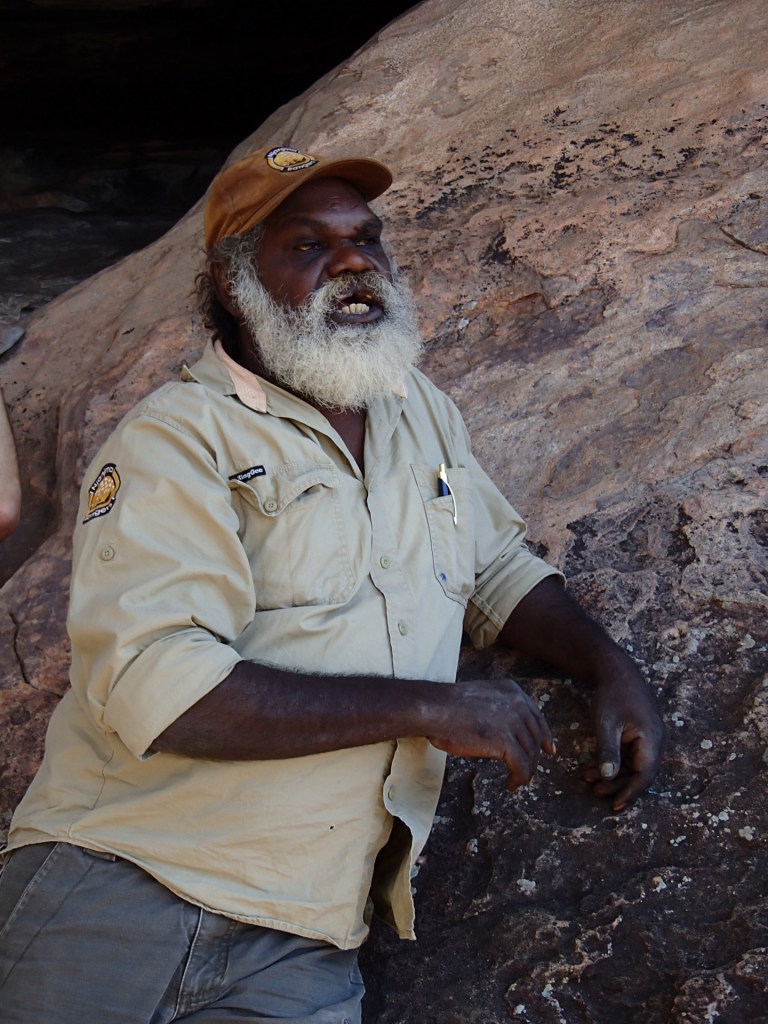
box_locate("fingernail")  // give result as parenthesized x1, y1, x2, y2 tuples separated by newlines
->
(600, 761, 615, 778)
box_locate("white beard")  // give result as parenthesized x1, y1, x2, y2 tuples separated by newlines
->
(229, 264, 424, 411)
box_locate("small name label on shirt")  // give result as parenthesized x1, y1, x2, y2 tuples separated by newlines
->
(229, 465, 266, 483)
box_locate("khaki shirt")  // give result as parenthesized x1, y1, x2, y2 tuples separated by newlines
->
(8, 340, 562, 949)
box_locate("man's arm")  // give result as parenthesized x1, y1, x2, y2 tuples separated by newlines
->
(499, 575, 666, 811)
(152, 661, 555, 793)
(152, 578, 665, 809)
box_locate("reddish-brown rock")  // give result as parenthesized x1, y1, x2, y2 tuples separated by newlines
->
(2, 1, 767, 1020)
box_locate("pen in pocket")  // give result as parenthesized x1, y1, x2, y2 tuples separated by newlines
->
(437, 463, 458, 525)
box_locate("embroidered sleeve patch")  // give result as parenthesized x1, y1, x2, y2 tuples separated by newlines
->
(229, 465, 266, 484)
(83, 463, 121, 523)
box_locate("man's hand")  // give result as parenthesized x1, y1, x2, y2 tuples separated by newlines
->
(427, 678, 555, 793)
(500, 576, 666, 811)
(582, 656, 667, 812)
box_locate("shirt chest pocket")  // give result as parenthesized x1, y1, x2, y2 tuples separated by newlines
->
(230, 463, 355, 609)
(410, 464, 476, 605)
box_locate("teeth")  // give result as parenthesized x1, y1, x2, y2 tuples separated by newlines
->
(340, 303, 371, 315)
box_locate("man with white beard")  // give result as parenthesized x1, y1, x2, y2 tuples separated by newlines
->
(0, 146, 665, 1022)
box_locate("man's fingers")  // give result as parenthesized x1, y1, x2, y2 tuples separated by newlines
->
(498, 723, 541, 791)
(516, 709, 543, 760)
(501, 724, 558, 793)
(504, 709, 557, 790)
(584, 737, 663, 811)
(596, 752, 620, 780)
(610, 777, 649, 812)
(594, 714, 622, 780)
(506, 771, 527, 793)
(605, 767, 656, 811)
(540, 715, 556, 757)
(504, 746, 538, 792)
(519, 691, 556, 756)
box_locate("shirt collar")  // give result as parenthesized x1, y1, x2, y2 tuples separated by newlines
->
(213, 339, 268, 413)
(181, 339, 271, 414)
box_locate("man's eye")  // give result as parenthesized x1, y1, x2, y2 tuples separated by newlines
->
(296, 241, 321, 253)
(356, 237, 380, 247)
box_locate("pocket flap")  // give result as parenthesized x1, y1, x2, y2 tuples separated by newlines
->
(230, 462, 339, 516)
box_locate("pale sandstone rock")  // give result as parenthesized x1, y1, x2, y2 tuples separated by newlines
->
(1, 1, 767, 1020)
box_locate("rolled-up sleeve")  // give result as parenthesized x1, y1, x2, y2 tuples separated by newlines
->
(463, 451, 564, 650)
(68, 406, 254, 758)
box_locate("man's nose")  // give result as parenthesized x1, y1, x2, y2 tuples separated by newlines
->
(327, 242, 374, 278)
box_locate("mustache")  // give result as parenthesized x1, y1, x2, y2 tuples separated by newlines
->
(309, 271, 397, 312)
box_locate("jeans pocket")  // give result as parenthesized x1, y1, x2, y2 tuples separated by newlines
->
(0, 843, 60, 939)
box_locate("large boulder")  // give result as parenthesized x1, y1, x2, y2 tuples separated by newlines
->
(2, 1, 766, 1020)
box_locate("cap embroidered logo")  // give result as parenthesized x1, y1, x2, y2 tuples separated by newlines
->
(265, 147, 318, 173)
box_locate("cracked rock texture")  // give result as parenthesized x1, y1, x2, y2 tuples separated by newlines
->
(1, 1, 767, 1021)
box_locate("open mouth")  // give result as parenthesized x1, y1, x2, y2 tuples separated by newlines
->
(331, 288, 383, 324)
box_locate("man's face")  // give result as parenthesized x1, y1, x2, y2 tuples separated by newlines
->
(254, 177, 394, 322)
(220, 175, 423, 412)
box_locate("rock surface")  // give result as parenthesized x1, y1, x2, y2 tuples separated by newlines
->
(1, 1, 767, 1021)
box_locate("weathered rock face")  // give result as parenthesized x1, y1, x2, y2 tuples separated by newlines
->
(2, 1, 767, 1020)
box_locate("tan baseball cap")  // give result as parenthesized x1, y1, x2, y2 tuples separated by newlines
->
(204, 145, 393, 251)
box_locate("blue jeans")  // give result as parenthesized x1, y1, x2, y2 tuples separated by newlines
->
(0, 843, 364, 1023)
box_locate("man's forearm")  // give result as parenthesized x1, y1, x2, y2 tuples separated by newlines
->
(150, 659, 554, 792)
(151, 661, 454, 760)
(499, 576, 639, 687)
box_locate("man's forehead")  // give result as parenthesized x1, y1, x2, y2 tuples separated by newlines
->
(265, 177, 377, 228)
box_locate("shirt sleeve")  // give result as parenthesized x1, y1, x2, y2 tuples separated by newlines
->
(68, 404, 254, 758)
(463, 449, 565, 648)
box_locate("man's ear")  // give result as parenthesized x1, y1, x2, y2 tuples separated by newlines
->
(210, 262, 240, 318)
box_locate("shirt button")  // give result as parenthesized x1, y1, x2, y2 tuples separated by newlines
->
(387, 785, 396, 801)
(264, 498, 278, 513)
(397, 621, 408, 636)
(100, 545, 115, 561)
(380, 555, 391, 569)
